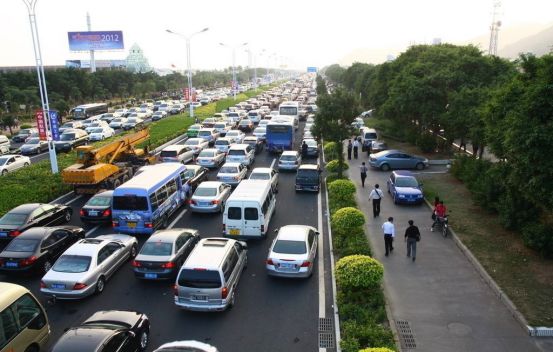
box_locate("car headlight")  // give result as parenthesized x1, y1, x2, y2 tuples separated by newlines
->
(417, 194, 423, 198)
(398, 194, 406, 198)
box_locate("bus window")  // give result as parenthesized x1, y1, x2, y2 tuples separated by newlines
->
(245, 208, 258, 220)
(113, 196, 149, 211)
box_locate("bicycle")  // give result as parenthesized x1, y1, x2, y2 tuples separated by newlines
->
(431, 214, 450, 237)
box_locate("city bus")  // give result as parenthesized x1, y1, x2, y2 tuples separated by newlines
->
(278, 101, 299, 129)
(112, 163, 187, 234)
(72, 103, 108, 120)
(266, 120, 295, 153)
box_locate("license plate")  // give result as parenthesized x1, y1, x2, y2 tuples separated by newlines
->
(191, 295, 208, 301)
(88, 210, 98, 216)
(145, 273, 158, 279)
(229, 229, 240, 236)
(0, 232, 6, 238)
(127, 222, 137, 228)
(279, 263, 295, 269)
(52, 284, 65, 289)
(199, 202, 210, 207)
(5, 262, 18, 268)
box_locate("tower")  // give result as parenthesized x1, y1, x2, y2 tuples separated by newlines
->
(488, 1, 502, 56)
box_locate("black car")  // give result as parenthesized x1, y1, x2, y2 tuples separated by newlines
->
(54, 129, 89, 152)
(0, 203, 72, 242)
(182, 165, 208, 191)
(80, 190, 113, 224)
(295, 164, 322, 192)
(52, 310, 150, 352)
(0, 226, 85, 274)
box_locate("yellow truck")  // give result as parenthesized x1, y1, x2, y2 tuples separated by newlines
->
(62, 129, 156, 194)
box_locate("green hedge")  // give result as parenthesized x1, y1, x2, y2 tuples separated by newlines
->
(326, 159, 349, 173)
(336, 255, 383, 290)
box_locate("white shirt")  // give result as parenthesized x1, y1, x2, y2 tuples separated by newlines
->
(360, 165, 368, 173)
(369, 188, 383, 200)
(382, 221, 395, 237)
(352, 140, 360, 148)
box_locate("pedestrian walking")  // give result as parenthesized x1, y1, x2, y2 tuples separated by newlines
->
(404, 220, 421, 262)
(368, 184, 383, 217)
(352, 138, 359, 159)
(359, 162, 368, 188)
(347, 140, 352, 160)
(382, 217, 395, 256)
(367, 140, 373, 157)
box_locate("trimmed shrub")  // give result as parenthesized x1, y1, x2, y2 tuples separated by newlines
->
(334, 227, 372, 257)
(323, 141, 338, 160)
(20, 124, 32, 129)
(359, 348, 396, 352)
(328, 179, 356, 198)
(326, 159, 349, 173)
(416, 133, 437, 153)
(332, 207, 365, 230)
(521, 222, 553, 258)
(341, 320, 396, 352)
(326, 174, 348, 184)
(335, 255, 383, 290)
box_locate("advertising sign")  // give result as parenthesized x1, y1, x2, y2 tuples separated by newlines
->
(49, 111, 60, 141)
(65, 59, 126, 68)
(307, 67, 317, 73)
(35, 110, 47, 141)
(68, 31, 124, 51)
(183, 88, 190, 100)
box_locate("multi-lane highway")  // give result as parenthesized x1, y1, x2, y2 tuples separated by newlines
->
(0, 118, 337, 352)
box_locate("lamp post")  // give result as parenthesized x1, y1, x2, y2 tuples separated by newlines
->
(166, 27, 209, 119)
(246, 48, 265, 91)
(22, 0, 58, 173)
(219, 42, 248, 100)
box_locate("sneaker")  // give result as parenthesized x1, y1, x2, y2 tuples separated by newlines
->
(412, 257, 416, 262)
(430, 227, 434, 232)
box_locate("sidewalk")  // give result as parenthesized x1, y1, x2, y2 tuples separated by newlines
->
(345, 156, 543, 352)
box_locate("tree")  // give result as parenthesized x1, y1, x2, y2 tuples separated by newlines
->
(316, 75, 327, 96)
(0, 115, 17, 135)
(313, 88, 360, 177)
(324, 64, 346, 84)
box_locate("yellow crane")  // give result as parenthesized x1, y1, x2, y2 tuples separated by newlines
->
(62, 129, 156, 194)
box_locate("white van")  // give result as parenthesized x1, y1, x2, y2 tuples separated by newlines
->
(360, 127, 378, 151)
(223, 180, 276, 239)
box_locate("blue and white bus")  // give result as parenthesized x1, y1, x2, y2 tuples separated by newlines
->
(278, 101, 299, 129)
(266, 120, 295, 153)
(112, 163, 187, 234)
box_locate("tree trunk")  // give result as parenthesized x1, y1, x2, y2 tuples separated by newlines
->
(335, 138, 344, 178)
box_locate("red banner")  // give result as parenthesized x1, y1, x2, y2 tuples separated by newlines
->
(183, 88, 190, 100)
(35, 110, 47, 141)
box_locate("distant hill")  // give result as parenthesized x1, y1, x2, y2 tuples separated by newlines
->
(499, 24, 553, 58)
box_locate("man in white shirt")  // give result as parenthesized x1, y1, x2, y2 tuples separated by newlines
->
(352, 138, 360, 159)
(382, 217, 395, 256)
(368, 184, 384, 218)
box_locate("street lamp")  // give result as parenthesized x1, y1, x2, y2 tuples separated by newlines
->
(219, 42, 248, 100)
(166, 27, 209, 119)
(245, 48, 265, 91)
(22, 0, 58, 173)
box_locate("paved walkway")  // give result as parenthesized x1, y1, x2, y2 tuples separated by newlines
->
(345, 156, 544, 352)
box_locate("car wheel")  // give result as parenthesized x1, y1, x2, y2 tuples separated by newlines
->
(380, 163, 390, 171)
(95, 276, 106, 294)
(43, 260, 52, 273)
(1, 170, 7, 176)
(161, 215, 169, 229)
(24, 346, 39, 352)
(24, 163, 30, 167)
(111, 179, 121, 189)
(130, 244, 138, 259)
(228, 291, 236, 309)
(139, 328, 150, 351)
(415, 162, 425, 170)
(64, 210, 72, 222)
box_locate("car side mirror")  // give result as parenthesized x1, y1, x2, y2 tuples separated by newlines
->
(127, 331, 136, 338)
(274, 228, 279, 233)
(239, 241, 248, 250)
(315, 231, 320, 236)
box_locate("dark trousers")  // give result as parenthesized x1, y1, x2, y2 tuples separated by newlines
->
(347, 148, 352, 160)
(353, 146, 358, 159)
(384, 235, 394, 255)
(407, 238, 417, 258)
(372, 198, 381, 217)
(360, 172, 367, 187)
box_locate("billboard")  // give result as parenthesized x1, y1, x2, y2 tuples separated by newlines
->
(65, 60, 126, 69)
(307, 67, 318, 73)
(68, 31, 124, 51)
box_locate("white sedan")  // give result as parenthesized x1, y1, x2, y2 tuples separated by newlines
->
(266, 225, 319, 278)
(88, 126, 115, 141)
(109, 117, 128, 129)
(0, 154, 31, 176)
(225, 130, 245, 144)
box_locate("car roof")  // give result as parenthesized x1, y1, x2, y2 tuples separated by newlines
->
(298, 164, 319, 170)
(228, 144, 249, 150)
(197, 181, 224, 188)
(277, 225, 313, 241)
(162, 145, 186, 151)
(251, 167, 272, 173)
(63, 238, 111, 256)
(92, 190, 114, 198)
(221, 162, 242, 168)
(281, 151, 298, 156)
(392, 170, 415, 177)
(184, 238, 234, 269)
(14, 227, 53, 239)
(147, 228, 196, 242)
(8, 203, 43, 214)
(53, 327, 114, 352)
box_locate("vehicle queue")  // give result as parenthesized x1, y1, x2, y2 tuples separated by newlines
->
(0, 77, 322, 351)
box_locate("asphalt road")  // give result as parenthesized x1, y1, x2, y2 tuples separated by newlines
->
(0, 121, 336, 352)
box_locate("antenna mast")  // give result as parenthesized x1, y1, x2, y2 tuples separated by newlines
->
(488, 1, 502, 56)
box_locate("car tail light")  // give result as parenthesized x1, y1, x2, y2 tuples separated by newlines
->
(260, 225, 265, 233)
(40, 281, 46, 289)
(301, 261, 311, 268)
(266, 258, 274, 266)
(79, 209, 86, 216)
(20, 256, 37, 267)
(173, 284, 178, 296)
(222, 224, 226, 233)
(112, 221, 117, 227)
(73, 283, 87, 290)
(102, 209, 111, 217)
(8, 230, 21, 237)
(145, 222, 153, 228)
(161, 262, 175, 269)
(211, 200, 220, 205)
(131, 260, 141, 267)
(221, 286, 228, 299)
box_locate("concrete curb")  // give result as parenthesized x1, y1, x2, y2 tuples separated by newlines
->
(423, 198, 553, 337)
(428, 159, 451, 165)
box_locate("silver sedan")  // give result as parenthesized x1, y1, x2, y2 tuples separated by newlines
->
(195, 148, 225, 168)
(40, 234, 138, 299)
(266, 225, 318, 278)
(216, 162, 247, 186)
(189, 181, 232, 213)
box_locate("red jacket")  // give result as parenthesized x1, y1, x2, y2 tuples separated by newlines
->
(435, 204, 447, 217)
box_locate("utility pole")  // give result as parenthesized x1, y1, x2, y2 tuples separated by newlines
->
(87, 12, 96, 73)
(488, 1, 502, 56)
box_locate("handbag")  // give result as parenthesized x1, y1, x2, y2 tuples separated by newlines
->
(431, 212, 436, 220)
(416, 234, 421, 242)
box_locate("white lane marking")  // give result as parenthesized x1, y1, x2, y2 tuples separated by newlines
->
(64, 195, 83, 205)
(318, 185, 325, 320)
(270, 158, 276, 169)
(85, 225, 100, 237)
(49, 191, 74, 204)
(168, 207, 188, 229)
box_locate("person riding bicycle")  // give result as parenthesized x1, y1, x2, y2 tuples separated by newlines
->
(431, 201, 447, 231)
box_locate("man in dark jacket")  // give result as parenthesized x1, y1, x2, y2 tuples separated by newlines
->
(404, 220, 421, 262)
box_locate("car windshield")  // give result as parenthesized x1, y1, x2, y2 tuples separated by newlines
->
(86, 196, 111, 207)
(239, 120, 250, 125)
(25, 138, 40, 144)
(190, 125, 201, 130)
(53, 255, 91, 273)
(215, 140, 229, 145)
(178, 269, 221, 288)
(113, 196, 149, 211)
(194, 187, 217, 197)
(297, 169, 319, 179)
(128, 118, 137, 123)
(140, 241, 173, 256)
(0, 213, 28, 226)
(305, 140, 317, 147)
(60, 133, 76, 141)
(5, 239, 39, 252)
(90, 128, 104, 133)
(219, 166, 238, 173)
(250, 173, 269, 180)
(280, 155, 297, 161)
(0, 157, 8, 165)
(227, 131, 239, 136)
(395, 177, 419, 188)
(254, 128, 266, 133)
(161, 150, 177, 158)
(61, 123, 73, 128)
(198, 131, 211, 137)
(198, 151, 214, 157)
(273, 240, 307, 254)
(185, 140, 199, 145)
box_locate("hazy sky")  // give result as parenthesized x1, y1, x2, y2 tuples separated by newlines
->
(1, 0, 552, 70)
